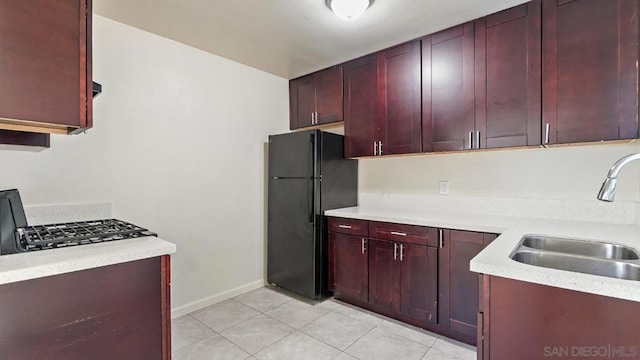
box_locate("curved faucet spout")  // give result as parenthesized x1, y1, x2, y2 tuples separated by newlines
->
(597, 152, 640, 202)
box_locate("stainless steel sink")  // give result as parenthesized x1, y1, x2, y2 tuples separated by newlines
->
(510, 235, 640, 281)
(512, 249, 640, 281)
(521, 235, 639, 260)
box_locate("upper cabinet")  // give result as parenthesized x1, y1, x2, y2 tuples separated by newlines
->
(422, 24, 475, 152)
(0, 0, 93, 135)
(542, 0, 639, 144)
(289, 65, 343, 129)
(344, 42, 421, 157)
(474, 1, 542, 149)
(344, 55, 379, 158)
(294, 0, 640, 157)
(377, 41, 422, 155)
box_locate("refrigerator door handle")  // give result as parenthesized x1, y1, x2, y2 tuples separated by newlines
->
(308, 179, 314, 223)
(308, 133, 315, 223)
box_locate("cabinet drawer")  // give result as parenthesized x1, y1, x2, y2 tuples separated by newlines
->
(327, 217, 368, 236)
(368, 221, 437, 247)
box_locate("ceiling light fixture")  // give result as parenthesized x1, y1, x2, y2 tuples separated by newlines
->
(326, 0, 373, 21)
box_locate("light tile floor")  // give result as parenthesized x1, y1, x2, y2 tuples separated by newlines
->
(172, 287, 477, 360)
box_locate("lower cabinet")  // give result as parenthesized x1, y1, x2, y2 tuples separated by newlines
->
(439, 230, 496, 344)
(330, 231, 368, 303)
(0, 256, 171, 360)
(400, 242, 438, 324)
(368, 239, 401, 312)
(479, 275, 640, 360)
(368, 239, 438, 325)
(328, 216, 493, 344)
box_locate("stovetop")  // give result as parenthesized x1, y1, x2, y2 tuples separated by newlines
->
(16, 219, 157, 252)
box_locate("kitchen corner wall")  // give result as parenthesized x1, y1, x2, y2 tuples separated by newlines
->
(360, 141, 640, 214)
(0, 15, 289, 315)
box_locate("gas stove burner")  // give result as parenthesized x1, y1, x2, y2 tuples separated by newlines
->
(16, 219, 156, 252)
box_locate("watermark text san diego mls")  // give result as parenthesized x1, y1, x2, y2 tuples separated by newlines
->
(544, 345, 638, 358)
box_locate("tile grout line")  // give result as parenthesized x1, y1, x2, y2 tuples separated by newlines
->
(176, 289, 474, 360)
(226, 294, 333, 356)
(217, 297, 298, 355)
(340, 320, 380, 360)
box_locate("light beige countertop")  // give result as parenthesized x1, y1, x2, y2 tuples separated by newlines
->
(325, 206, 517, 233)
(326, 206, 640, 302)
(0, 237, 176, 286)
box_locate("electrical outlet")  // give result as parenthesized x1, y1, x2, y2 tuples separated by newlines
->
(439, 181, 450, 195)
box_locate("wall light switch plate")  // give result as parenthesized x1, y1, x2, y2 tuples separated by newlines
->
(439, 181, 450, 195)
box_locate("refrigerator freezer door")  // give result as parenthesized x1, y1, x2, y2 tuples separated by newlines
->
(268, 130, 316, 178)
(267, 178, 316, 299)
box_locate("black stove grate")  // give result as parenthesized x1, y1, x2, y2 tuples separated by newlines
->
(16, 219, 156, 251)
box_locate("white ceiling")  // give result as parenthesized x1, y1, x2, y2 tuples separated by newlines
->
(93, 0, 530, 79)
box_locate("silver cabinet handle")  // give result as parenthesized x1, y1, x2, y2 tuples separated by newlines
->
(545, 123, 550, 144)
(378, 141, 383, 155)
(468, 131, 473, 150)
(393, 243, 398, 260)
(476, 131, 480, 149)
(338, 224, 352, 229)
(439, 229, 444, 248)
(400, 244, 404, 261)
(315, 112, 319, 125)
(373, 141, 378, 156)
(311, 113, 314, 125)
(361, 238, 366, 254)
(390, 231, 407, 236)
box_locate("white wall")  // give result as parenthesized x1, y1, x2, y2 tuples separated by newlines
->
(0, 16, 289, 314)
(360, 142, 640, 202)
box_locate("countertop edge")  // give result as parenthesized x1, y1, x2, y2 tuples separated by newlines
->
(324, 207, 516, 234)
(0, 237, 176, 286)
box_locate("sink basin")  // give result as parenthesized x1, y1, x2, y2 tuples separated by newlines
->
(520, 235, 639, 260)
(512, 249, 640, 281)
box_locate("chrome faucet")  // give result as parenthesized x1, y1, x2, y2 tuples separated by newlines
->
(597, 152, 640, 202)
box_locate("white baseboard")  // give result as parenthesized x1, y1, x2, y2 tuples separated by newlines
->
(171, 279, 265, 319)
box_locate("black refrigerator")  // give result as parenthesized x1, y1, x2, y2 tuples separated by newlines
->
(268, 129, 358, 300)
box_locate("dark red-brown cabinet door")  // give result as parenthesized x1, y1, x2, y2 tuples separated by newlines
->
(422, 23, 475, 152)
(439, 230, 496, 345)
(475, 1, 542, 149)
(0, 0, 91, 131)
(344, 54, 379, 158)
(330, 232, 368, 302)
(315, 65, 343, 125)
(368, 239, 400, 313)
(289, 75, 316, 129)
(400, 243, 437, 325)
(377, 41, 422, 155)
(0, 258, 166, 360)
(542, 0, 640, 144)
